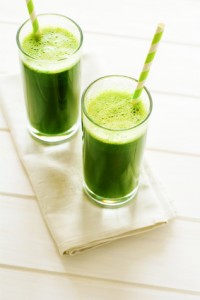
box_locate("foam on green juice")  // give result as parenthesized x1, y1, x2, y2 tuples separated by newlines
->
(86, 90, 147, 130)
(22, 27, 79, 60)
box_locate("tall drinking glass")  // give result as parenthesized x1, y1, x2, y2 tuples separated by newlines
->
(82, 75, 152, 207)
(16, 14, 83, 144)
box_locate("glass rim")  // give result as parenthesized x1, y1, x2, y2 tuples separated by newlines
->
(16, 13, 83, 62)
(82, 75, 153, 132)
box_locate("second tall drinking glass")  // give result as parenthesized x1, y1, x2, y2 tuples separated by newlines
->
(82, 75, 153, 208)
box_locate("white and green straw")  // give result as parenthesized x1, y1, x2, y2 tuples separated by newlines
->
(133, 23, 165, 100)
(25, 0, 40, 36)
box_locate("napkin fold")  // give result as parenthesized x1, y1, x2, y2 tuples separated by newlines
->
(0, 74, 176, 256)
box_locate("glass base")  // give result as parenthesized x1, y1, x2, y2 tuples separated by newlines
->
(28, 123, 79, 145)
(83, 182, 138, 208)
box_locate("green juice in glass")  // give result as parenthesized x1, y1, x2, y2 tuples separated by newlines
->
(17, 14, 83, 143)
(82, 76, 152, 207)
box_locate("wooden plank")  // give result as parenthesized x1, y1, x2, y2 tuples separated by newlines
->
(0, 24, 20, 74)
(83, 32, 200, 97)
(1, 195, 200, 292)
(146, 150, 200, 219)
(147, 93, 200, 155)
(1, 267, 200, 300)
(0, 0, 199, 45)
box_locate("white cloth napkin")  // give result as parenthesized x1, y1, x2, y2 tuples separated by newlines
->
(0, 74, 176, 256)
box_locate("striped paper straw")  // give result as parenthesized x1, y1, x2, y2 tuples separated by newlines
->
(133, 23, 165, 99)
(25, 0, 40, 36)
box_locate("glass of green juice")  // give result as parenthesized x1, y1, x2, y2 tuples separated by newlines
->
(16, 14, 83, 144)
(82, 75, 152, 208)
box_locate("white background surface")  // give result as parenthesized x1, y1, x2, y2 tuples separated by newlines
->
(0, 0, 200, 299)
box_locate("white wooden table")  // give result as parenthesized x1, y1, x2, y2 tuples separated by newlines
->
(1, 0, 200, 299)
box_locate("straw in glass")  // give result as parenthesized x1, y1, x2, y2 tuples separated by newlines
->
(133, 23, 165, 100)
(25, 0, 41, 36)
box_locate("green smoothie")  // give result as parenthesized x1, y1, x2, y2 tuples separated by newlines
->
(20, 26, 81, 136)
(82, 90, 148, 201)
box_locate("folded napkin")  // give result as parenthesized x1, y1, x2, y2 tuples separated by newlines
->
(0, 74, 176, 256)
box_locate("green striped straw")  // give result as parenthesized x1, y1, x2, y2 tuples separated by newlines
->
(25, 0, 41, 36)
(133, 23, 165, 100)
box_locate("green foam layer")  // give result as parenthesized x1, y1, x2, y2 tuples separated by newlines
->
(86, 90, 147, 130)
(22, 27, 79, 60)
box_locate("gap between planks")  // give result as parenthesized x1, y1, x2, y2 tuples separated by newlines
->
(85, 29, 200, 49)
(0, 262, 200, 298)
(147, 148, 200, 159)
